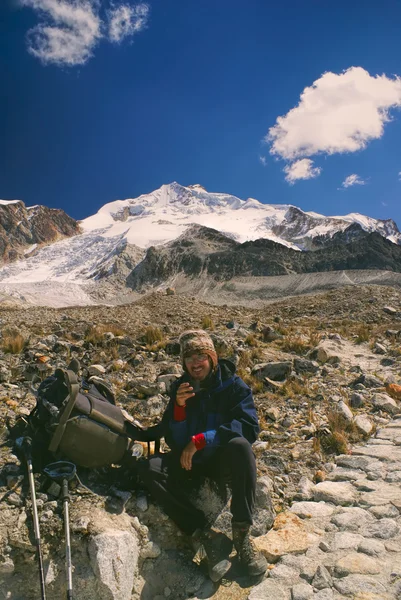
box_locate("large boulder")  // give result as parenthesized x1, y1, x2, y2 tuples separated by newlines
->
(88, 529, 140, 600)
(252, 361, 292, 382)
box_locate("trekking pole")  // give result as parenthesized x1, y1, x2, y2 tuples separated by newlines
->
(43, 461, 76, 600)
(16, 437, 47, 600)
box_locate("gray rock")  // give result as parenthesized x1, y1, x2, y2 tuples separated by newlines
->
(333, 574, 387, 596)
(88, 530, 140, 600)
(350, 392, 365, 408)
(372, 393, 400, 415)
(313, 591, 334, 600)
(313, 481, 357, 506)
(358, 538, 386, 556)
(360, 518, 400, 539)
(248, 578, 290, 599)
(353, 414, 374, 436)
(290, 501, 335, 519)
(383, 306, 398, 315)
(88, 364, 106, 376)
(336, 400, 353, 422)
(269, 563, 300, 584)
(351, 374, 383, 388)
(252, 361, 293, 382)
(312, 564, 333, 590)
(291, 582, 313, 600)
(293, 358, 319, 375)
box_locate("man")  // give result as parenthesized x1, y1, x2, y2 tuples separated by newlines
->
(137, 329, 267, 582)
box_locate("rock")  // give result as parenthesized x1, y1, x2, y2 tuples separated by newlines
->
(336, 400, 353, 422)
(88, 364, 106, 376)
(262, 326, 282, 342)
(334, 552, 382, 576)
(88, 530, 140, 600)
(266, 407, 280, 421)
(253, 512, 319, 563)
(313, 481, 357, 506)
(252, 361, 293, 382)
(291, 582, 313, 600)
(372, 393, 400, 415)
(354, 414, 374, 436)
(332, 532, 363, 550)
(360, 518, 400, 539)
(312, 564, 333, 590)
(351, 374, 383, 388)
(373, 342, 387, 354)
(140, 541, 161, 559)
(226, 320, 239, 329)
(293, 358, 319, 375)
(290, 501, 335, 519)
(248, 578, 290, 599)
(333, 574, 387, 596)
(385, 383, 401, 401)
(297, 476, 314, 500)
(358, 539, 386, 556)
(383, 306, 398, 315)
(156, 374, 179, 393)
(269, 563, 300, 585)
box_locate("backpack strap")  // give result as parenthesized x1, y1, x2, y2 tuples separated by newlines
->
(48, 370, 80, 454)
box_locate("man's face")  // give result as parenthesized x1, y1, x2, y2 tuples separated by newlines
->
(184, 352, 212, 381)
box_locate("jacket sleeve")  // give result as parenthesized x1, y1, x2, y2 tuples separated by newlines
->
(206, 378, 260, 447)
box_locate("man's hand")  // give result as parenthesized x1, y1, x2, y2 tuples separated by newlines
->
(176, 382, 195, 407)
(180, 440, 197, 470)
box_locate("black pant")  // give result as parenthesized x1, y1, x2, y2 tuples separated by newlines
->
(137, 437, 256, 535)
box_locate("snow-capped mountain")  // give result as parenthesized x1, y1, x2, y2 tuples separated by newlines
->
(0, 182, 399, 307)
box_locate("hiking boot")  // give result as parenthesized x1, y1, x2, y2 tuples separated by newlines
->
(192, 528, 232, 582)
(232, 521, 267, 577)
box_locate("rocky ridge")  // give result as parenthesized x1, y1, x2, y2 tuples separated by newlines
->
(0, 200, 80, 262)
(1, 285, 401, 598)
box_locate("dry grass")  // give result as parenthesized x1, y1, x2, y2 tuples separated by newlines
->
(2, 334, 27, 354)
(279, 330, 320, 356)
(355, 324, 371, 344)
(143, 325, 164, 345)
(279, 377, 310, 397)
(245, 334, 258, 347)
(201, 316, 214, 330)
(85, 323, 125, 345)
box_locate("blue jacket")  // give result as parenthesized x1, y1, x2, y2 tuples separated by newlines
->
(137, 359, 260, 463)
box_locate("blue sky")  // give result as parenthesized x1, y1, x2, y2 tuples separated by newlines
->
(2, 0, 401, 226)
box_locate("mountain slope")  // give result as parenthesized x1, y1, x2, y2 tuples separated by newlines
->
(0, 200, 80, 262)
(127, 224, 401, 290)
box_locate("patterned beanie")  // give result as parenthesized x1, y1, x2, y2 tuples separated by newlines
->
(179, 329, 218, 369)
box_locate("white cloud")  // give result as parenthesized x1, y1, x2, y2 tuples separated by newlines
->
(341, 174, 366, 188)
(283, 159, 322, 184)
(259, 155, 267, 167)
(267, 67, 401, 161)
(21, 0, 102, 66)
(20, 0, 150, 66)
(109, 3, 149, 43)
(398, 171, 401, 180)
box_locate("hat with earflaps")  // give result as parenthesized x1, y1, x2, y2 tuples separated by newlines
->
(179, 329, 218, 369)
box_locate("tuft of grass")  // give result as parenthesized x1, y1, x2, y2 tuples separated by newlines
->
(2, 333, 27, 354)
(279, 377, 310, 397)
(201, 316, 214, 330)
(355, 324, 371, 344)
(280, 335, 310, 355)
(245, 334, 258, 347)
(320, 431, 349, 455)
(241, 373, 264, 394)
(143, 326, 164, 345)
(85, 323, 125, 345)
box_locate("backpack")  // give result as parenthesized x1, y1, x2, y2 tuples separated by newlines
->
(29, 368, 139, 468)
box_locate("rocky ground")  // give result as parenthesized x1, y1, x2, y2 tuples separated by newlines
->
(1, 284, 401, 599)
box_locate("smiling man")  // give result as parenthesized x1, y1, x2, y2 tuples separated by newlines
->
(136, 329, 267, 582)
